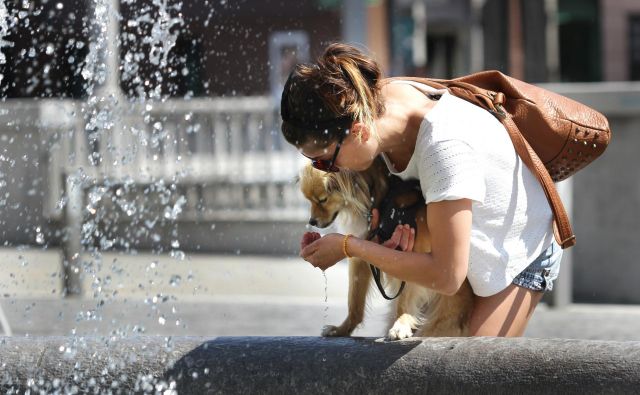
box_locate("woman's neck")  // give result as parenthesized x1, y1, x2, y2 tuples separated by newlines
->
(376, 82, 439, 172)
(376, 101, 427, 172)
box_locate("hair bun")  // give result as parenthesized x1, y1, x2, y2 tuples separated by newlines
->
(320, 43, 381, 88)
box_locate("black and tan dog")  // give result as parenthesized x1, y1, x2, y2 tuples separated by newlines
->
(299, 157, 473, 339)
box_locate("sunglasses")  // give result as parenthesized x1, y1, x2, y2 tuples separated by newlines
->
(309, 132, 347, 173)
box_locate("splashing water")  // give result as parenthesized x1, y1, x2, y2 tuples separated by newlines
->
(55, 0, 190, 337)
(322, 270, 329, 323)
(0, 0, 13, 71)
(121, 0, 184, 100)
(81, 0, 110, 94)
(146, 0, 183, 68)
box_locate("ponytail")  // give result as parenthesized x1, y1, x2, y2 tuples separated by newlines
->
(319, 43, 384, 141)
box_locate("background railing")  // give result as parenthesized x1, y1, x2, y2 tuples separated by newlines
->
(39, 97, 308, 223)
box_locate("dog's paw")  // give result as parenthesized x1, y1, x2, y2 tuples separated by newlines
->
(386, 323, 414, 341)
(321, 324, 349, 337)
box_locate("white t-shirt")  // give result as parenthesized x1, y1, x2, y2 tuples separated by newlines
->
(382, 81, 554, 297)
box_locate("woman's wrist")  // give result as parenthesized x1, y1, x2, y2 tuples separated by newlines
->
(343, 235, 366, 260)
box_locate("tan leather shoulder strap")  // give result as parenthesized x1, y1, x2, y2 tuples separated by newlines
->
(501, 116, 576, 248)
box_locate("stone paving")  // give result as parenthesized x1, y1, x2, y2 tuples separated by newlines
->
(3, 297, 640, 341)
(1, 248, 639, 340)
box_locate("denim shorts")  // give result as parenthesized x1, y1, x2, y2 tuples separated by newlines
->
(511, 240, 563, 292)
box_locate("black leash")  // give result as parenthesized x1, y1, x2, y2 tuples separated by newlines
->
(366, 177, 423, 301)
(369, 261, 406, 300)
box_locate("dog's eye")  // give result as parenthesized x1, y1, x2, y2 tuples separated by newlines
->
(318, 197, 328, 204)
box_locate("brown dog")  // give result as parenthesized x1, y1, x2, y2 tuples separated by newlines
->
(298, 157, 474, 339)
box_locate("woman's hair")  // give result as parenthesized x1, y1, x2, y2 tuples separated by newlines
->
(280, 43, 385, 148)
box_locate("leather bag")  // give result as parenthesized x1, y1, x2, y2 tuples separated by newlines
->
(386, 70, 611, 249)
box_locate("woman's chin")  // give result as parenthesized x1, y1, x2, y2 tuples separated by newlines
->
(340, 163, 368, 172)
(354, 160, 377, 172)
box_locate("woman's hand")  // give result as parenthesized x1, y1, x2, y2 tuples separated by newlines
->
(299, 221, 414, 272)
(369, 208, 415, 252)
(299, 232, 346, 271)
(381, 224, 415, 252)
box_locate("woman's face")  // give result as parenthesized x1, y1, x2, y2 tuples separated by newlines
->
(299, 128, 379, 172)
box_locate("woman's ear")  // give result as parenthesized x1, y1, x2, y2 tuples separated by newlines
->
(351, 122, 370, 142)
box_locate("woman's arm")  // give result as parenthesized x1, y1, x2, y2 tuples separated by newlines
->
(300, 198, 472, 295)
(352, 198, 471, 295)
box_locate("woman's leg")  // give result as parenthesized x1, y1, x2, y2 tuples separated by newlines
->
(468, 284, 544, 337)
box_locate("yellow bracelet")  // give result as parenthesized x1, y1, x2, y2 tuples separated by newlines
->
(343, 234, 353, 258)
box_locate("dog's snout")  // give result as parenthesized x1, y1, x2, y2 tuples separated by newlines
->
(308, 218, 318, 227)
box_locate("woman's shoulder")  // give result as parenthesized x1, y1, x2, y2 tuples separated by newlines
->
(423, 92, 505, 140)
(380, 80, 435, 103)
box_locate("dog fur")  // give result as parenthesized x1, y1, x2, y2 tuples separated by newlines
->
(298, 157, 474, 339)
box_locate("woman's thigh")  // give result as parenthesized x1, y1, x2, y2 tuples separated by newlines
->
(468, 284, 544, 337)
(469, 241, 563, 337)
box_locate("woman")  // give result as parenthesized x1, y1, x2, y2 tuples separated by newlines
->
(280, 43, 562, 337)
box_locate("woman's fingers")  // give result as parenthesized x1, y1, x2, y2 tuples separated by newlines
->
(301, 232, 321, 251)
(397, 224, 410, 251)
(369, 208, 380, 231)
(398, 225, 407, 251)
(382, 224, 414, 252)
(300, 233, 321, 261)
(382, 225, 403, 249)
(407, 226, 415, 251)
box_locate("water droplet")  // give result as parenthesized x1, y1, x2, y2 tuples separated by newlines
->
(169, 275, 181, 287)
(170, 250, 185, 260)
(158, 315, 166, 325)
(164, 195, 187, 220)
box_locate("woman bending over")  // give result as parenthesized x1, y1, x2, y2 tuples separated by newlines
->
(280, 43, 562, 337)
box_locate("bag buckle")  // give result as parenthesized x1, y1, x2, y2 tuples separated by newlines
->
(488, 91, 507, 118)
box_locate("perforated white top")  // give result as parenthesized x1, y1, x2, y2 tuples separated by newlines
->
(382, 81, 554, 296)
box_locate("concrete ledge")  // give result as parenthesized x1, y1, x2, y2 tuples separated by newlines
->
(1, 336, 639, 394)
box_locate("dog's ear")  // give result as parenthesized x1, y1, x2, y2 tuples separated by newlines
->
(324, 174, 339, 194)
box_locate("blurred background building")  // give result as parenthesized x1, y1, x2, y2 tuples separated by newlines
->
(0, 0, 639, 304)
